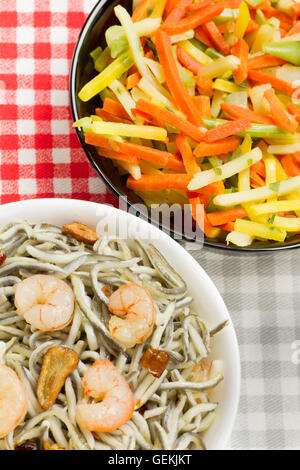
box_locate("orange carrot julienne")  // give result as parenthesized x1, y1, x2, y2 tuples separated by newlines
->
(136, 99, 205, 142)
(207, 208, 248, 226)
(95, 109, 132, 124)
(126, 72, 141, 90)
(247, 55, 287, 69)
(131, 108, 165, 127)
(202, 21, 230, 56)
(195, 26, 215, 48)
(155, 29, 204, 127)
(231, 38, 248, 85)
(203, 118, 251, 142)
(189, 196, 218, 238)
(286, 103, 300, 124)
(251, 160, 265, 178)
(175, 134, 200, 175)
(220, 221, 235, 232)
(193, 95, 211, 119)
(286, 20, 300, 36)
(280, 155, 300, 177)
(198, 181, 225, 196)
(103, 98, 130, 119)
(194, 136, 241, 157)
(85, 133, 184, 171)
(164, 0, 178, 17)
(176, 46, 202, 75)
(160, 1, 232, 35)
(98, 147, 139, 165)
(264, 88, 298, 134)
(294, 152, 300, 165)
(220, 102, 274, 125)
(127, 174, 191, 191)
(187, 0, 215, 12)
(248, 69, 297, 96)
(250, 169, 265, 187)
(164, 0, 193, 24)
(132, 0, 154, 22)
(195, 75, 214, 93)
(245, 19, 259, 35)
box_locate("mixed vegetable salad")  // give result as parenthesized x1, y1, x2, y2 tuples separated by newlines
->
(75, 0, 300, 247)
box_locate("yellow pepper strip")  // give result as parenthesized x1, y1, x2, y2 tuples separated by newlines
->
(264, 157, 278, 202)
(249, 200, 300, 217)
(213, 79, 249, 93)
(150, 0, 167, 19)
(91, 121, 168, 141)
(234, 219, 287, 242)
(272, 216, 300, 232)
(78, 53, 134, 102)
(234, 2, 250, 38)
(178, 40, 213, 66)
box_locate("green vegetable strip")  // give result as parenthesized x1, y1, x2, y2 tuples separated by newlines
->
(263, 41, 300, 66)
(78, 53, 134, 102)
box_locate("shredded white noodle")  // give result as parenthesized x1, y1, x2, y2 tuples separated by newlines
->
(0, 220, 227, 450)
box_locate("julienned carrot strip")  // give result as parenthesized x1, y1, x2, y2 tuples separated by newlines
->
(194, 136, 241, 157)
(203, 118, 251, 142)
(95, 109, 132, 124)
(220, 102, 274, 125)
(207, 208, 248, 226)
(102, 98, 130, 120)
(189, 196, 218, 237)
(175, 134, 199, 175)
(265, 6, 294, 24)
(155, 30, 204, 127)
(193, 96, 211, 119)
(97, 147, 139, 164)
(250, 169, 265, 187)
(247, 55, 286, 69)
(220, 221, 235, 232)
(264, 88, 298, 134)
(127, 174, 191, 191)
(136, 99, 205, 142)
(176, 46, 202, 75)
(248, 69, 297, 96)
(280, 155, 300, 177)
(245, 19, 259, 35)
(132, 0, 155, 22)
(85, 133, 184, 170)
(197, 181, 225, 196)
(160, 2, 231, 35)
(251, 160, 265, 178)
(131, 108, 165, 127)
(116, 141, 185, 171)
(286, 20, 300, 36)
(202, 21, 230, 55)
(164, 0, 177, 17)
(187, 0, 214, 12)
(286, 103, 300, 124)
(294, 152, 300, 165)
(195, 75, 214, 93)
(195, 27, 215, 48)
(164, 0, 193, 24)
(231, 38, 248, 85)
(126, 72, 141, 90)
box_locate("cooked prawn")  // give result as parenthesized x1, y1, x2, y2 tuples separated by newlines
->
(76, 359, 135, 432)
(108, 283, 155, 349)
(14, 274, 74, 331)
(0, 364, 28, 438)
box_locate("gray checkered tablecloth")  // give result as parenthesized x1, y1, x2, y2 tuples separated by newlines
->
(188, 247, 300, 450)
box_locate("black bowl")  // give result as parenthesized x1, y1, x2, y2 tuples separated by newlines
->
(69, 0, 300, 252)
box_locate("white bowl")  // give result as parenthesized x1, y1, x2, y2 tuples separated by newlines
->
(0, 198, 240, 450)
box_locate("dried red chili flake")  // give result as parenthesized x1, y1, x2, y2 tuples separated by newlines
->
(140, 346, 169, 378)
(0, 250, 6, 267)
(15, 441, 38, 451)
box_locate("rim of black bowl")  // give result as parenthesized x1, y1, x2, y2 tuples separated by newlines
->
(69, 0, 300, 253)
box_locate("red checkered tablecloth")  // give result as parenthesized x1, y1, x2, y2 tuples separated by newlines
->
(0, 0, 117, 205)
